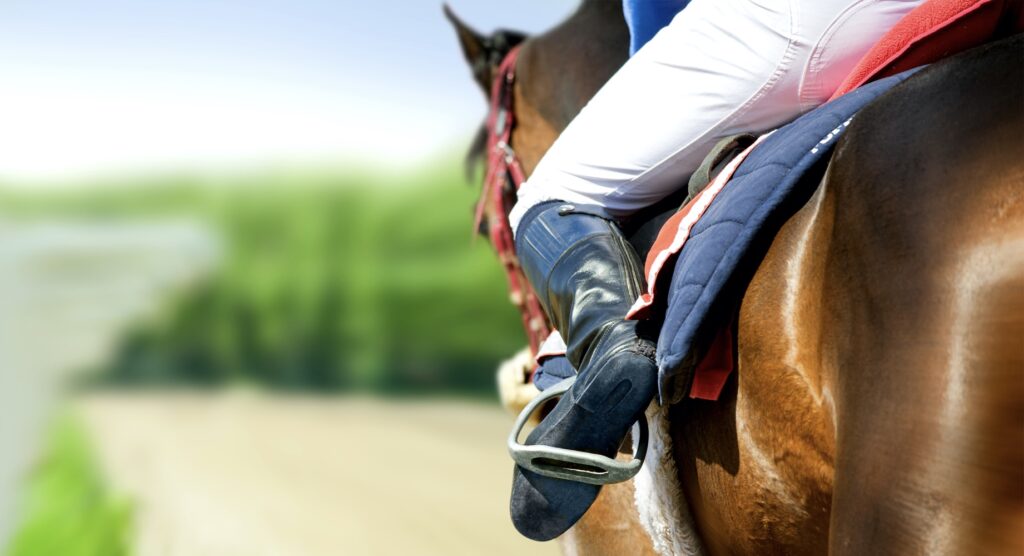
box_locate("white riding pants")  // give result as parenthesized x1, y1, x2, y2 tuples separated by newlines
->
(509, 0, 925, 233)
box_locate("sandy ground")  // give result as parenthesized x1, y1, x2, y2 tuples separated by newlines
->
(78, 392, 561, 556)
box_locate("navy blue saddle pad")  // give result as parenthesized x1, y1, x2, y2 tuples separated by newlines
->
(652, 68, 920, 401)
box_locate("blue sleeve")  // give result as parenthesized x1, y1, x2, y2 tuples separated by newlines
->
(622, 0, 691, 56)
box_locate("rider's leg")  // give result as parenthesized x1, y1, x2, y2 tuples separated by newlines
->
(509, 0, 926, 229)
(510, 201, 659, 541)
(508, 0, 926, 541)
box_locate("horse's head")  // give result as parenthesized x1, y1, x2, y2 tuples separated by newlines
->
(443, 5, 531, 183)
(442, 2, 633, 384)
(442, 3, 630, 348)
(444, 1, 629, 205)
(443, 4, 527, 96)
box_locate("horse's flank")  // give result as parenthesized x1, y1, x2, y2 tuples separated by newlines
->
(821, 38, 1023, 553)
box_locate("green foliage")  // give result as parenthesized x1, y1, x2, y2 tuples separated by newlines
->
(0, 162, 525, 396)
(6, 416, 133, 556)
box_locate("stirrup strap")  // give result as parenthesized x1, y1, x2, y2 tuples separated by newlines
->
(687, 133, 758, 202)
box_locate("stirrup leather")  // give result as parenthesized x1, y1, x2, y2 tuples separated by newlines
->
(507, 376, 649, 485)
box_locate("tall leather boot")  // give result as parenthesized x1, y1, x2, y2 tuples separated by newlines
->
(510, 201, 659, 541)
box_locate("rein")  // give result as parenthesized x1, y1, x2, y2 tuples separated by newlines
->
(474, 45, 552, 361)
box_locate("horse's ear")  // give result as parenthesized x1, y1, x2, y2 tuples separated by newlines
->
(444, 4, 492, 92)
(443, 4, 527, 93)
(444, 4, 487, 69)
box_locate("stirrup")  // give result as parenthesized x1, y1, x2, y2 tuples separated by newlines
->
(507, 376, 648, 485)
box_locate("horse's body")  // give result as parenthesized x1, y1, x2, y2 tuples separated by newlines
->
(448, 2, 1024, 554)
(674, 37, 1024, 554)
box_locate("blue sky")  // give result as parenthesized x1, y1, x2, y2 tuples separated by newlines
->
(0, 0, 578, 181)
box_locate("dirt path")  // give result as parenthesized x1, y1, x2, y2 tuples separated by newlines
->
(78, 392, 560, 556)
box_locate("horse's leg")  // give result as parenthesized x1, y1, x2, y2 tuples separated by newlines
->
(561, 481, 659, 556)
(823, 37, 1024, 555)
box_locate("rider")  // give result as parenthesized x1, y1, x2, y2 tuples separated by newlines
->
(509, 0, 927, 541)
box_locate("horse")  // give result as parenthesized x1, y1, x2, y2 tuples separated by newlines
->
(446, 2, 1024, 554)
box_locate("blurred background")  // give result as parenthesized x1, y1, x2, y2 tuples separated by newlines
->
(0, 1, 578, 554)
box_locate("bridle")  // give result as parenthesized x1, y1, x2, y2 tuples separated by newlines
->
(473, 45, 552, 361)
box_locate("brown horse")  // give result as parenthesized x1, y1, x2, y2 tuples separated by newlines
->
(447, 2, 1024, 554)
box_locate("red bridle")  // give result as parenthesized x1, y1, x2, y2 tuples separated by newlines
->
(473, 46, 552, 360)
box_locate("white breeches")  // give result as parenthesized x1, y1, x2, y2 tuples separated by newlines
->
(509, 0, 925, 233)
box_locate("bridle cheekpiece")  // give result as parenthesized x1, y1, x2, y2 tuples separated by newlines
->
(474, 46, 552, 360)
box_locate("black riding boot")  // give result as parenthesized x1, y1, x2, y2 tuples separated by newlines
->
(510, 201, 659, 541)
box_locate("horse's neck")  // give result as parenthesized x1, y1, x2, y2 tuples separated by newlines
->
(522, 0, 629, 131)
(512, 1, 628, 175)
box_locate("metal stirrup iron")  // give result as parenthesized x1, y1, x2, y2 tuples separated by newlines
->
(507, 376, 649, 485)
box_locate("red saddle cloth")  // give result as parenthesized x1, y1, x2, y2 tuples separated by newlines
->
(831, 0, 1023, 99)
(665, 0, 1022, 401)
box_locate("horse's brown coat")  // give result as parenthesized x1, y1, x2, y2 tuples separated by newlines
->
(448, 2, 1023, 554)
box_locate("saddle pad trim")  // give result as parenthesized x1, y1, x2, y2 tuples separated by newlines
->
(627, 134, 770, 321)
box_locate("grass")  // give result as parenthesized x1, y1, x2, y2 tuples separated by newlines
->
(6, 416, 133, 556)
(0, 159, 526, 396)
